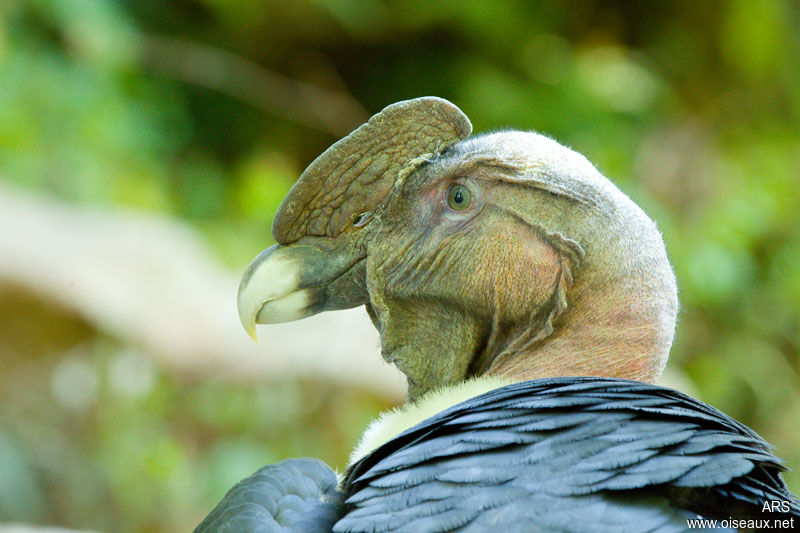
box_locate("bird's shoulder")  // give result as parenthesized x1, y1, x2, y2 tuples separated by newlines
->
(338, 377, 799, 532)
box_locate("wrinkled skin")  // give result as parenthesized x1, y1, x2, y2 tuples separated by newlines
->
(362, 151, 566, 397)
(239, 97, 678, 401)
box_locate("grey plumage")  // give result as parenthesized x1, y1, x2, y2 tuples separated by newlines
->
(196, 378, 799, 532)
(195, 458, 345, 533)
(339, 378, 797, 532)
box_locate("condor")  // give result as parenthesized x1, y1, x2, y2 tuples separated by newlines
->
(196, 98, 799, 532)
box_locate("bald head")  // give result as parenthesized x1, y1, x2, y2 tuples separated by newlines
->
(363, 129, 677, 397)
(238, 98, 677, 400)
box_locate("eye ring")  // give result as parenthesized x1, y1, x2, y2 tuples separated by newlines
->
(446, 183, 472, 211)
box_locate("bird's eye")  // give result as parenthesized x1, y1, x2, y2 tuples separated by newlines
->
(446, 184, 472, 211)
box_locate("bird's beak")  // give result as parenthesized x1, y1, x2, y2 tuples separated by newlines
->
(238, 98, 472, 341)
(237, 239, 367, 341)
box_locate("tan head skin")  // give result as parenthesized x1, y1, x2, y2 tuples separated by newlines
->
(238, 98, 678, 402)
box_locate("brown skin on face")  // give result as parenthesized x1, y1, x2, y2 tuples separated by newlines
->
(360, 133, 676, 400)
(365, 167, 564, 399)
(240, 98, 677, 403)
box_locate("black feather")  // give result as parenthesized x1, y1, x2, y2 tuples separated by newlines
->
(195, 378, 798, 532)
(339, 377, 799, 532)
(194, 458, 345, 533)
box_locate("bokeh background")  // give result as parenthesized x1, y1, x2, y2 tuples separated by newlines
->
(1, 1, 799, 531)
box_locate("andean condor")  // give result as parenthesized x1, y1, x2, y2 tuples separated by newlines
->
(196, 97, 799, 532)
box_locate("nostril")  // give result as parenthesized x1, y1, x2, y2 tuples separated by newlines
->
(353, 211, 373, 227)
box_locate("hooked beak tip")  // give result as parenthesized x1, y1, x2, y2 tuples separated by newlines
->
(237, 244, 309, 338)
(237, 298, 260, 342)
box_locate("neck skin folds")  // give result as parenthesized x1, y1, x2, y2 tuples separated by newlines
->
(487, 282, 675, 385)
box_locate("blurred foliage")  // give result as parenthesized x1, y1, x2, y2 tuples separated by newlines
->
(1, 0, 799, 531)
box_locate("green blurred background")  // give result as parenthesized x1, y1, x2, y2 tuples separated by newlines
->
(1, 1, 799, 531)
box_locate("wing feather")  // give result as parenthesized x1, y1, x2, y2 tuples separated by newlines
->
(339, 377, 798, 532)
(195, 458, 345, 533)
